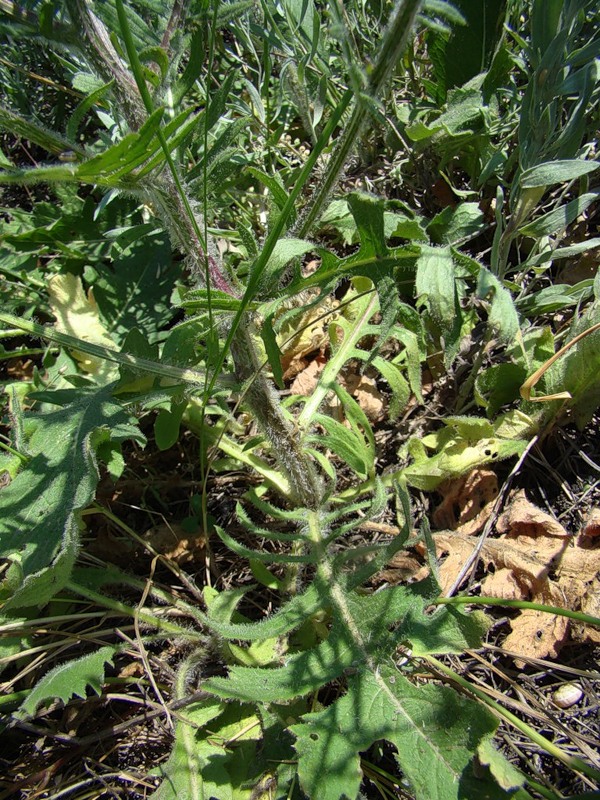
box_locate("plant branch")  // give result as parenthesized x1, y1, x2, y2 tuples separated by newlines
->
(294, 0, 423, 237)
(65, 0, 146, 129)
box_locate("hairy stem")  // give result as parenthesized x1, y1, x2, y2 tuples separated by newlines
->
(65, 0, 146, 129)
(230, 323, 324, 508)
(294, 0, 423, 238)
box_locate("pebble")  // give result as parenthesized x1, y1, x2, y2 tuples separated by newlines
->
(553, 683, 583, 709)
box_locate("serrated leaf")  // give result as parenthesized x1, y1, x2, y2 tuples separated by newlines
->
(306, 381, 376, 479)
(297, 276, 380, 428)
(371, 355, 411, 420)
(0, 387, 145, 609)
(203, 587, 487, 703)
(153, 699, 263, 800)
(17, 646, 115, 718)
(76, 107, 166, 183)
(477, 737, 528, 792)
(292, 666, 506, 800)
(0, 106, 83, 157)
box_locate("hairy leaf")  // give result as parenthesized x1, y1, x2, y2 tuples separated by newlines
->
(203, 586, 487, 703)
(292, 666, 510, 800)
(416, 245, 462, 365)
(520, 159, 599, 188)
(0, 387, 145, 609)
(17, 646, 115, 718)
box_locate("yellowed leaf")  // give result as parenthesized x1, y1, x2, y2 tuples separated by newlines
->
(279, 296, 337, 379)
(48, 273, 118, 382)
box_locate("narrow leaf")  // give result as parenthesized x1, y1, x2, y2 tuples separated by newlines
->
(520, 159, 599, 189)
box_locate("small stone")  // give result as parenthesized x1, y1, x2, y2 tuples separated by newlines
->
(553, 683, 583, 709)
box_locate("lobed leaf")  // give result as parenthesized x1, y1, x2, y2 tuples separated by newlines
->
(292, 666, 517, 800)
(0, 387, 145, 609)
(17, 646, 115, 718)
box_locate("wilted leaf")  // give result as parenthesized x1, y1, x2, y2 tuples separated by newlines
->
(289, 355, 326, 395)
(429, 492, 600, 659)
(433, 468, 498, 533)
(344, 373, 385, 422)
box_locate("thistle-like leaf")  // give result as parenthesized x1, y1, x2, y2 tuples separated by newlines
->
(0, 387, 145, 609)
(292, 667, 519, 800)
(16, 646, 116, 719)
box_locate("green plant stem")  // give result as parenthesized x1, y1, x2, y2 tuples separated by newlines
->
(65, 0, 146, 129)
(114, 0, 235, 295)
(112, 0, 340, 499)
(230, 325, 324, 508)
(435, 595, 600, 628)
(425, 655, 600, 785)
(0, 311, 206, 387)
(65, 581, 204, 640)
(294, 0, 423, 238)
(0, 438, 29, 463)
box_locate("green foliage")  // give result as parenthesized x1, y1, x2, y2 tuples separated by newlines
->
(16, 646, 116, 718)
(0, 0, 599, 797)
(293, 670, 514, 800)
(425, 0, 507, 103)
(0, 387, 145, 610)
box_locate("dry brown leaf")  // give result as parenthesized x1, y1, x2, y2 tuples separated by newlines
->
(579, 577, 600, 643)
(503, 583, 570, 665)
(496, 491, 569, 539)
(425, 490, 600, 660)
(143, 523, 207, 565)
(377, 552, 424, 585)
(289, 355, 326, 396)
(415, 532, 473, 594)
(344, 373, 385, 421)
(119, 662, 144, 679)
(433, 469, 498, 533)
(481, 568, 522, 600)
(581, 507, 600, 540)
